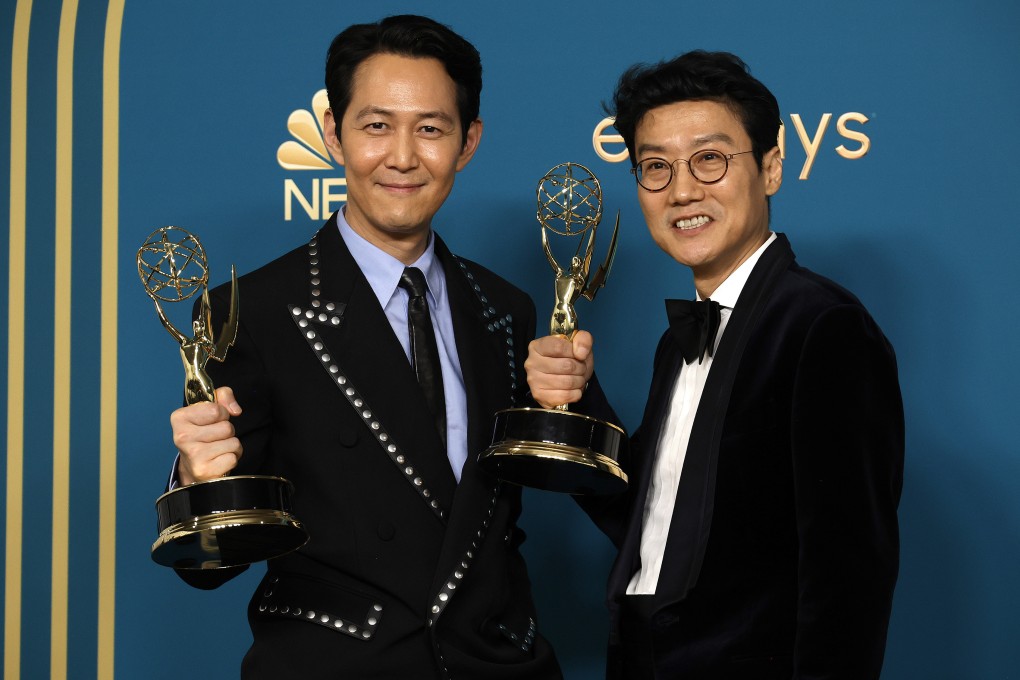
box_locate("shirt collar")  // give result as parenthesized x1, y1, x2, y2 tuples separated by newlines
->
(337, 209, 445, 310)
(700, 231, 777, 308)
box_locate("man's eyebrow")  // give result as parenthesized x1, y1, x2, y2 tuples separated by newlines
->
(635, 142, 667, 157)
(692, 132, 737, 146)
(353, 106, 393, 119)
(352, 106, 456, 125)
(416, 110, 456, 125)
(635, 132, 740, 158)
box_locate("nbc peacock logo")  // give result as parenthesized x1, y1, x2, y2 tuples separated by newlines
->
(278, 89, 348, 221)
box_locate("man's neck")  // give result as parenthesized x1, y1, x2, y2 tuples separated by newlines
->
(692, 233, 771, 299)
(378, 235, 430, 266)
(693, 231, 777, 301)
(343, 215, 432, 265)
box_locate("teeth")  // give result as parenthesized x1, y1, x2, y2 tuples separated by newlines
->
(674, 215, 709, 230)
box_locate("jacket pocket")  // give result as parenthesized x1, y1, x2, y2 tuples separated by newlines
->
(253, 571, 384, 641)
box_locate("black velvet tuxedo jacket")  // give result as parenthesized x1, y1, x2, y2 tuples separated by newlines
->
(585, 233, 904, 680)
(178, 215, 561, 679)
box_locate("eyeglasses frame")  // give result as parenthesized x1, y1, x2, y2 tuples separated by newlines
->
(630, 149, 756, 191)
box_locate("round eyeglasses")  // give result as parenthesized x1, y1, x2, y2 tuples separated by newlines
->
(631, 149, 755, 191)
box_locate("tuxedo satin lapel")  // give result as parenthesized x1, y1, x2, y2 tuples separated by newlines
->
(608, 333, 686, 594)
(293, 219, 458, 515)
(655, 233, 796, 606)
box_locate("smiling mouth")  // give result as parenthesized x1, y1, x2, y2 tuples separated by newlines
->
(381, 183, 423, 190)
(674, 215, 710, 230)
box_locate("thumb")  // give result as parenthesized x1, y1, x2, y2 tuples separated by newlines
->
(572, 330, 594, 361)
(214, 385, 243, 416)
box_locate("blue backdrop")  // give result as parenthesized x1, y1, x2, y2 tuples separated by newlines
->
(2, 1, 1019, 678)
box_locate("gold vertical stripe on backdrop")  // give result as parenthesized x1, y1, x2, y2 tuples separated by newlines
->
(6, 1, 32, 678)
(52, 2, 79, 677)
(99, 1, 125, 678)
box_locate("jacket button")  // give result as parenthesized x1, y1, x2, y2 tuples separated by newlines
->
(338, 428, 359, 447)
(377, 521, 396, 541)
(652, 612, 678, 628)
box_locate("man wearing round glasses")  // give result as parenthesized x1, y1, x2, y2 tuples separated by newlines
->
(526, 51, 903, 679)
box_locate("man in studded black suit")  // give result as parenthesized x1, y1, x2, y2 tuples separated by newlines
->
(168, 15, 561, 679)
(527, 51, 904, 679)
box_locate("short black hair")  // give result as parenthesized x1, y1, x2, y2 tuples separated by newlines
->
(610, 51, 781, 169)
(324, 15, 482, 145)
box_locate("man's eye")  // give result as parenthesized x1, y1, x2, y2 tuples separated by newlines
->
(644, 160, 668, 171)
(420, 125, 441, 135)
(698, 152, 720, 162)
(366, 122, 387, 130)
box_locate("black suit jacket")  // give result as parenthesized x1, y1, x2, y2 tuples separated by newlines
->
(585, 234, 903, 680)
(179, 215, 561, 679)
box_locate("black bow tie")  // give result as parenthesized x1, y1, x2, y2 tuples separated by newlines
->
(665, 298, 722, 365)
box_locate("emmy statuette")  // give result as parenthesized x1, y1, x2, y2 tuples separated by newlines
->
(478, 163, 628, 495)
(138, 227, 308, 569)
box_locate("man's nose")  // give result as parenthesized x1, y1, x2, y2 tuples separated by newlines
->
(386, 131, 419, 170)
(667, 160, 703, 203)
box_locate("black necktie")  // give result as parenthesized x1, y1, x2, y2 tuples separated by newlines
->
(398, 267, 447, 447)
(665, 298, 722, 365)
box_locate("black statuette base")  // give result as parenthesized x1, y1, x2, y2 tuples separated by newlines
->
(152, 475, 308, 569)
(479, 408, 628, 495)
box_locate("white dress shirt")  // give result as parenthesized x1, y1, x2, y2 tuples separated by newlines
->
(627, 232, 776, 594)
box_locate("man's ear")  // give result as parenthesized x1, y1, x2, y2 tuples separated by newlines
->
(323, 108, 344, 167)
(455, 119, 483, 171)
(763, 145, 782, 196)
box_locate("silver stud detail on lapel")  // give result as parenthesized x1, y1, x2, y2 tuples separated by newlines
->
(291, 230, 447, 522)
(304, 235, 343, 324)
(428, 484, 501, 628)
(455, 259, 521, 406)
(290, 300, 447, 522)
